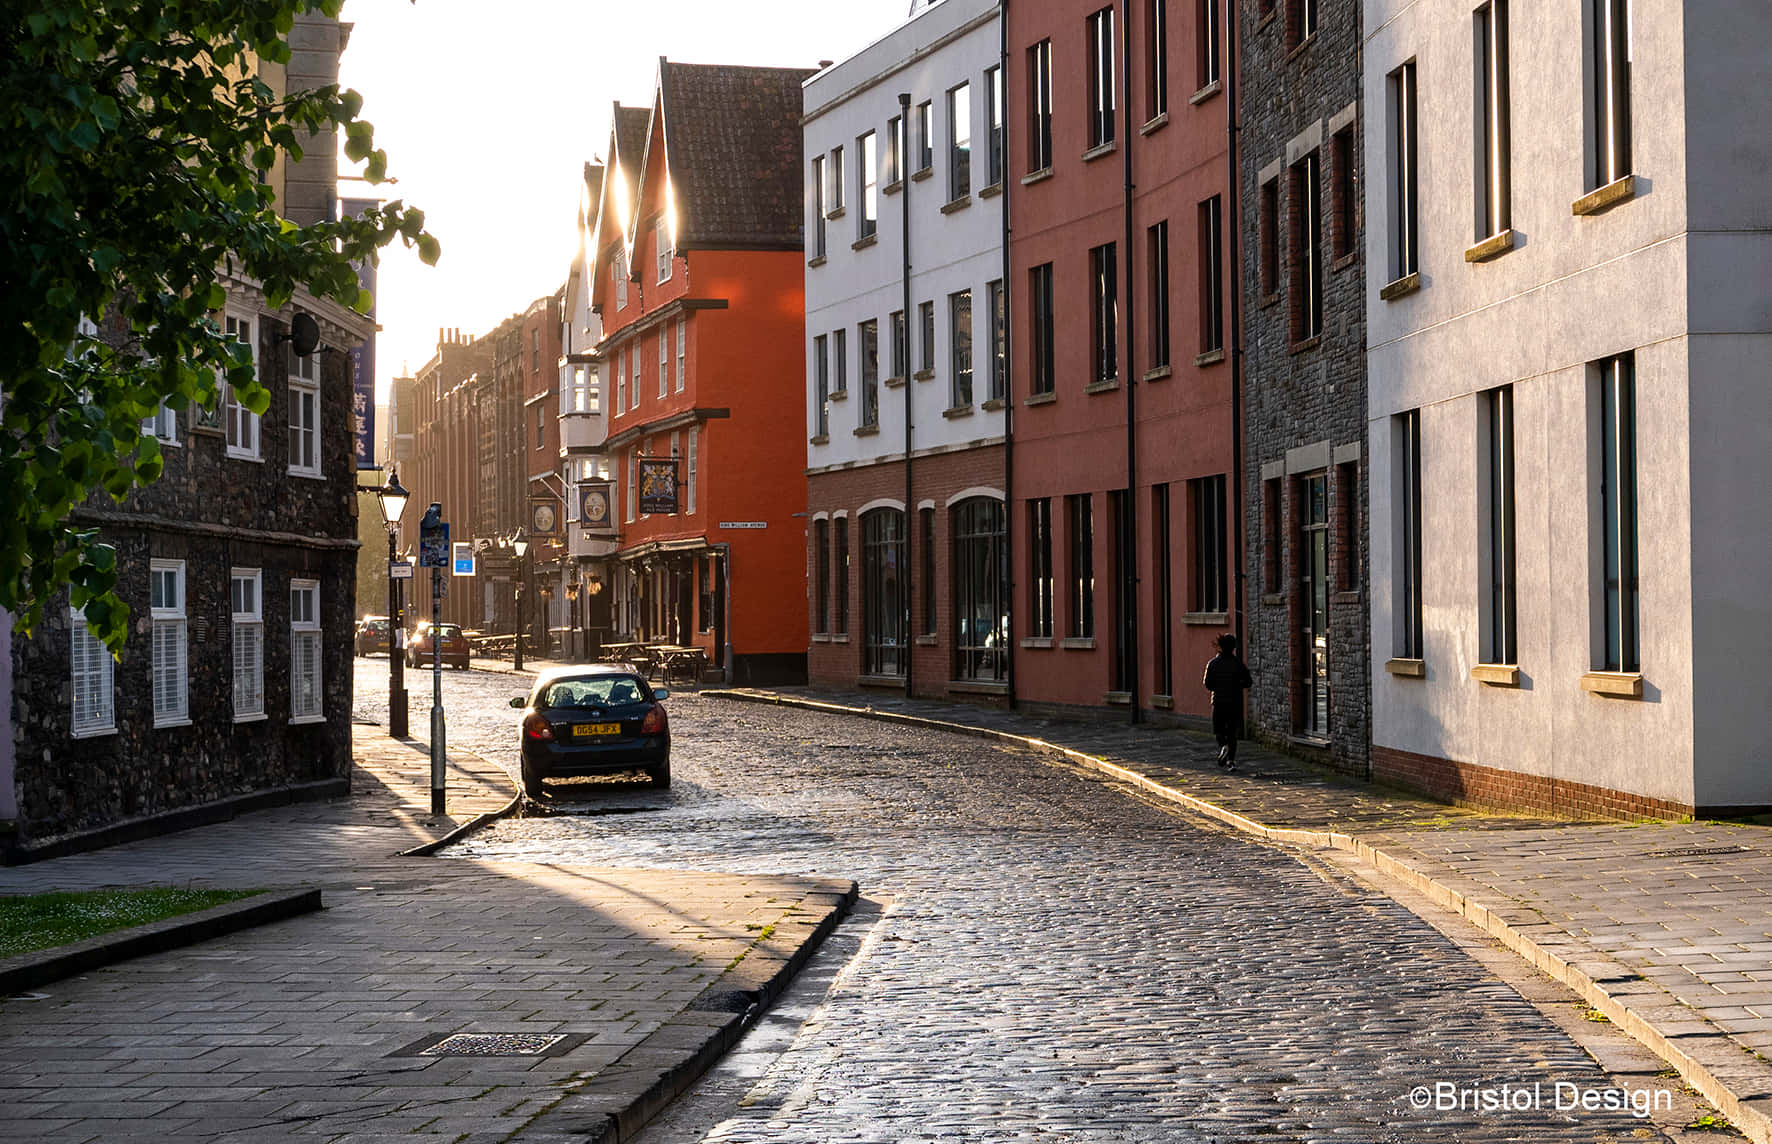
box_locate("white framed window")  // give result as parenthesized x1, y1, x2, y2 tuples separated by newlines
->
(675, 319, 686, 392)
(615, 250, 628, 309)
(656, 216, 672, 283)
(290, 578, 323, 722)
(288, 350, 320, 477)
(69, 606, 115, 738)
(626, 450, 637, 522)
(231, 568, 265, 720)
(223, 311, 260, 460)
(659, 331, 669, 398)
(150, 559, 188, 727)
(617, 353, 627, 414)
(141, 401, 178, 445)
(687, 428, 698, 515)
(631, 344, 642, 406)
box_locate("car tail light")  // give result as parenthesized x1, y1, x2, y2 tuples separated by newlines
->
(522, 713, 554, 742)
(640, 704, 668, 735)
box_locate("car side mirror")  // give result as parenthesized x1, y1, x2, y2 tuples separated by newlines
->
(652, 688, 670, 701)
(509, 696, 526, 709)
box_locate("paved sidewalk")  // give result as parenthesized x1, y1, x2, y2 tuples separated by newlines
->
(710, 686, 1772, 1144)
(0, 724, 855, 1142)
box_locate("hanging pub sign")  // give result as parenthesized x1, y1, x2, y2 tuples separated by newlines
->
(638, 458, 679, 515)
(529, 496, 561, 537)
(578, 481, 616, 534)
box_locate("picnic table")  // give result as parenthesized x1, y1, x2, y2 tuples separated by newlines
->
(648, 645, 709, 685)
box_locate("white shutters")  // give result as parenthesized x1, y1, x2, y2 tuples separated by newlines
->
(149, 560, 187, 726)
(223, 311, 260, 459)
(290, 579, 322, 721)
(232, 569, 264, 719)
(69, 608, 115, 737)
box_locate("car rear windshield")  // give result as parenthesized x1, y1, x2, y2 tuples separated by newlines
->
(365, 620, 389, 631)
(435, 625, 462, 637)
(538, 676, 649, 709)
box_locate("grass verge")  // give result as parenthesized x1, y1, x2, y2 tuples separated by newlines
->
(0, 888, 261, 958)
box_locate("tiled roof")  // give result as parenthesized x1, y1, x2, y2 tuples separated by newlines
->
(611, 104, 653, 223)
(657, 61, 817, 251)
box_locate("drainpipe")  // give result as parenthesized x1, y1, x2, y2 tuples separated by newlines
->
(900, 91, 916, 699)
(1121, 0, 1141, 725)
(717, 542, 733, 684)
(1001, 2, 1017, 710)
(1227, 0, 1246, 660)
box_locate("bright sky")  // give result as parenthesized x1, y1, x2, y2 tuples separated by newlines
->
(336, 0, 911, 405)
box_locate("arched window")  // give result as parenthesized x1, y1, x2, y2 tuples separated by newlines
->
(952, 497, 1007, 682)
(861, 508, 907, 677)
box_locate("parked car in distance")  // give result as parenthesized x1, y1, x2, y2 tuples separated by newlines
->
(354, 616, 392, 656)
(406, 621, 471, 669)
(510, 666, 670, 796)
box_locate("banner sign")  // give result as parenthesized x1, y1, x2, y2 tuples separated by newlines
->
(340, 197, 379, 471)
(578, 481, 615, 533)
(638, 459, 679, 515)
(529, 497, 561, 537)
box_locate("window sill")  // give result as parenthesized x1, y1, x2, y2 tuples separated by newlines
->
(1380, 272, 1421, 301)
(810, 433, 829, 445)
(824, 206, 846, 220)
(807, 254, 827, 268)
(828, 634, 850, 644)
(1464, 228, 1516, 263)
(883, 180, 904, 196)
(1020, 636, 1054, 649)
(1284, 32, 1316, 63)
(1384, 657, 1426, 678)
(1331, 590, 1362, 605)
(884, 375, 906, 388)
(940, 195, 972, 214)
(289, 714, 326, 726)
(852, 234, 878, 251)
(1059, 636, 1096, 650)
(1081, 141, 1118, 163)
(856, 673, 908, 688)
(1141, 112, 1169, 136)
(812, 632, 832, 643)
(233, 712, 270, 724)
(1143, 364, 1173, 382)
(1189, 80, 1223, 106)
(1021, 167, 1054, 187)
(1182, 611, 1229, 626)
(1580, 670, 1643, 698)
(942, 404, 974, 419)
(912, 166, 934, 182)
(289, 468, 325, 481)
(1260, 290, 1282, 309)
(828, 388, 849, 401)
(1331, 250, 1358, 274)
(1260, 592, 1287, 606)
(1573, 174, 1636, 216)
(978, 182, 1004, 199)
(153, 717, 193, 730)
(853, 424, 880, 437)
(1471, 663, 1520, 687)
(225, 449, 263, 462)
(912, 368, 935, 382)
(1194, 348, 1225, 368)
(1084, 378, 1119, 395)
(1105, 690, 1133, 706)
(916, 634, 938, 646)
(190, 425, 223, 440)
(71, 725, 118, 740)
(981, 396, 1006, 411)
(1288, 335, 1322, 355)
(1025, 391, 1057, 406)
(949, 679, 1009, 696)
(1149, 694, 1173, 710)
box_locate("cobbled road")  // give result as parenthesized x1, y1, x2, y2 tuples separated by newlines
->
(353, 662, 1693, 1143)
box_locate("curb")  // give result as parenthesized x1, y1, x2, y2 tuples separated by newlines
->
(0, 888, 323, 995)
(396, 746, 524, 858)
(534, 879, 860, 1143)
(705, 688, 1772, 1144)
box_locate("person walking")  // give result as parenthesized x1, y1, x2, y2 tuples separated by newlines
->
(1203, 633, 1253, 770)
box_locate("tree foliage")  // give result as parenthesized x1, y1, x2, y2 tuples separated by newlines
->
(0, 0, 438, 652)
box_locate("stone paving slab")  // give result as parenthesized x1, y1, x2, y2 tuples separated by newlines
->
(710, 685, 1772, 1144)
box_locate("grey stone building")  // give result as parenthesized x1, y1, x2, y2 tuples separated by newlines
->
(1237, 0, 1370, 774)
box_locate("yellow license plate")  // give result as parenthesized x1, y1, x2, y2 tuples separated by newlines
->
(573, 723, 621, 737)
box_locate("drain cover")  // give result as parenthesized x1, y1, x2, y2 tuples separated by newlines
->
(389, 1032, 589, 1058)
(1645, 845, 1752, 859)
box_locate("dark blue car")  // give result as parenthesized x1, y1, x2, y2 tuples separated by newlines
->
(511, 665, 670, 797)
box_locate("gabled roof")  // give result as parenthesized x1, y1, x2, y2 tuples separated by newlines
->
(607, 104, 653, 247)
(653, 60, 817, 251)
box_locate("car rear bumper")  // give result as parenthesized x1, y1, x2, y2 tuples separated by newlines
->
(523, 737, 668, 777)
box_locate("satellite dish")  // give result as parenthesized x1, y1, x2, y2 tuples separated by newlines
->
(289, 312, 321, 357)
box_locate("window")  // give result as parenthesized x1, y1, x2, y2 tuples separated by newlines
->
(1474, 0, 1511, 240)
(1289, 0, 1318, 48)
(861, 509, 907, 677)
(1091, 243, 1118, 383)
(535, 404, 545, 448)
(231, 568, 264, 719)
(1190, 475, 1228, 613)
(1336, 459, 1360, 590)
(811, 155, 827, 258)
(1199, 197, 1224, 354)
(1028, 40, 1054, 172)
(1263, 477, 1284, 593)
(615, 249, 628, 309)
(831, 144, 845, 210)
(860, 319, 880, 428)
(1387, 61, 1420, 281)
(813, 334, 829, 438)
(918, 300, 935, 374)
(949, 290, 973, 407)
(859, 131, 878, 239)
(1482, 386, 1517, 664)
(564, 364, 598, 414)
(1332, 126, 1357, 260)
(921, 506, 937, 636)
(1595, 353, 1638, 672)
(985, 67, 1004, 187)
(631, 344, 642, 405)
(1067, 493, 1094, 638)
(69, 607, 115, 737)
(1393, 409, 1423, 658)
(141, 399, 178, 444)
(1290, 152, 1323, 343)
(1152, 484, 1173, 696)
(626, 450, 637, 522)
(686, 428, 698, 515)
(288, 356, 320, 476)
(1299, 473, 1330, 734)
(1147, 0, 1168, 119)
(222, 311, 259, 459)
(1148, 221, 1171, 370)
(532, 328, 541, 371)
(290, 579, 322, 722)
(835, 516, 850, 634)
(916, 101, 934, 173)
(1198, 0, 1221, 89)
(1109, 489, 1134, 691)
(617, 351, 627, 414)
(890, 310, 907, 379)
(948, 83, 971, 200)
(1087, 8, 1116, 148)
(886, 116, 903, 185)
(834, 327, 848, 394)
(1589, 0, 1631, 189)
(953, 498, 1008, 682)
(656, 216, 672, 282)
(1260, 177, 1281, 295)
(150, 559, 187, 726)
(1030, 263, 1055, 396)
(660, 330, 669, 397)
(986, 280, 1006, 401)
(815, 518, 830, 633)
(699, 554, 716, 634)
(1029, 497, 1054, 638)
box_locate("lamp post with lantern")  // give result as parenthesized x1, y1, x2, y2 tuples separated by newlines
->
(374, 471, 411, 738)
(512, 534, 530, 671)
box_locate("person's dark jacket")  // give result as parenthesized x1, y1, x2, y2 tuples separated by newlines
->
(1203, 653, 1253, 709)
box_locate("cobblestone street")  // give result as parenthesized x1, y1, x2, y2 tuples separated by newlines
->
(355, 662, 1720, 1142)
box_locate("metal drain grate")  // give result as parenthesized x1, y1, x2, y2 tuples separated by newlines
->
(388, 1032, 591, 1059)
(1645, 845, 1753, 859)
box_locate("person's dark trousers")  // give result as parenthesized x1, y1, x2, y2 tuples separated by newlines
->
(1211, 703, 1240, 763)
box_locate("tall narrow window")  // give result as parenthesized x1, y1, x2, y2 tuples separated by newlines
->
(1109, 489, 1134, 692)
(985, 66, 1005, 187)
(813, 334, 829, 438)
(1596, 353, 1638, 672)
(1148, 221, 1171, 371)
(1146, 0, 1168, 120)
(890, 310, 907, 379)
(150, 559, 187, 726)
(1190, 475, 1228, 613)
(1260, 178, 1281, 295)
(986, 279, 1006, 401)
(1336, 460, 1360, 590)
(949, 290, 973, 407)
(290, 579, 322, 722)
(1198, 0, 1221, 89)
(1589, 0, 1632, 189)
(1091, 243, 1118, 383)
(1482, 386, 1517, 664)
(859, 131, 878, 239)
(861, 509, 906, 677)
(69, 607, 115, 737)
(830, 144, 845, 211)
(1474, 0, 1512, 240)
(921, 506, 937, 636)
(1387, 62, 1420, 282)
(833, 327, 848, 395)
(1299, 474, 1330, 735)
(814, 518, 830, 633)
(676, 318, 686, 392)
(860, 319, 880, 428)
(615, 249, 628, 310)
(631, 343, 642, 405)
(1290, 152, 1323, 343)
(222, 311, 259, 460)
(1263, 476, 1284, 593)
(1198, 197, 1224, 354)
(918, 300, 935, 374)
(288, 349, 320, 477)
(617, 351, 627, 414)
(916, 101, 934, 173)
(1087, 8, 1117, 148)
(659, 331, 669, 398)
(1028, 39, 1054, 172)
(231, 568, 264, 720)
(811, 155, 826, 258)
(835, 516, 851, 635)
(1030, 263, 1056, 395)
(1289, 0, 1318, 48)
(1332, 126, 1357, 260)
(886, 115, 903, 185)
(953, 498, 1008, 682)
(627, 450, 637, 522)
(656, 216, 673, 282)
(1393, 409, 1424, 658)
(686, 428, 698, 515)
(1067, 493, 1095, 638)
(948, 83, 972, 200)
(1029, 497, 1054, 638)
(1152, 484, 1173, 697)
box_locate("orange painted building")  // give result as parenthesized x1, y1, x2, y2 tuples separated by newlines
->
(594, 61, 814, 684)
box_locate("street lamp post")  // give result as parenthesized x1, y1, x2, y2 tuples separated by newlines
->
(377, 473, 411, 738)
(513, 535, 529, 671)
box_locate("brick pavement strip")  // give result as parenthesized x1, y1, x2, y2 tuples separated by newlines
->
(708, 685, 1772, 1144)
